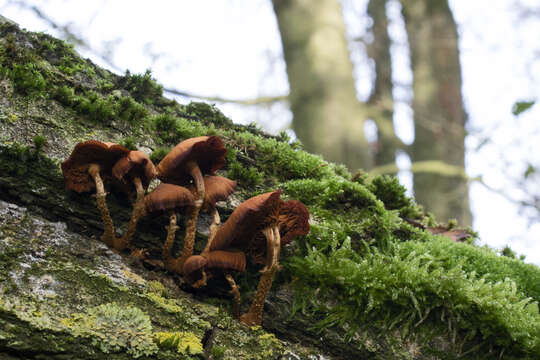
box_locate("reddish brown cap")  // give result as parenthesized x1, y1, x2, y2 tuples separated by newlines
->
(210, 190, 282, 252)
(156, 136, 226, 185)
(188, 175, 236, 210)
(278, 200, 310, 245)
(183, 255, 208, 285)
(144, 183, 195, 214)
(61, 140, 130, 193)
(205, 250, 246, 272)
(112, 150, 157, 190)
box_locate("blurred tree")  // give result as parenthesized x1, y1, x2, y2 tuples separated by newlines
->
(366, 0, 402, 167)
(271, 0, 372, 170)
(401, 0, 471, 225)
(273, 0, 471, 225)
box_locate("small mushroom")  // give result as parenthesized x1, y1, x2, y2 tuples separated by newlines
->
(183, 251, 246, 317)
(111, 150, 157, 250)
(155, 136, 227, 272)
(209, 190, 283, 326)
(61, 140, 130, 246)
(188, 175, 237, 255)
(144, 183, 195, 272)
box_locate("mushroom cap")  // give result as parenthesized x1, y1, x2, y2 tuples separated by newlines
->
(112, 150, 157, 191)
(156, 136, 227, 185)
(210, 190, 282, 252)
(144, 183, 195, 214)
(188, 175, 237, 210)
(183, 251, 246, 285)
(61, 140, 130, 193)
(278, 200, 310, 246)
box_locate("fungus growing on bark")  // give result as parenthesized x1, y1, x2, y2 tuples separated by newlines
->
(111, 150, 157, 250)
(156, 136, 227, 272)
(188, 175, 236, 255)
(204, 190, 310, 326)
(61, 140, 130, 246)
(183, 250, 246, 317)
(144, 183, 195, 272)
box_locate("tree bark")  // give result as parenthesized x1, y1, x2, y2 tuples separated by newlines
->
(272, 0, 372, 171)
(367, 0, 401, 167)
(401, 0, 472, 225)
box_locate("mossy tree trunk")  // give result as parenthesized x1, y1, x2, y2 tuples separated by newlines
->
(401, 0, 472, 225)
(272, 0, 372, 171)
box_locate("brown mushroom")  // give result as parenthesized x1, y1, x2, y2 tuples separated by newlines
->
(183, 251, 246, 317)
(188, 175, 237, 255)
(111, 150, 157, 250)
(61, 140, 130, 246)
(155, 136, 227, 272)
(144, 183, 195, 272)
(207, 190, 282, 326)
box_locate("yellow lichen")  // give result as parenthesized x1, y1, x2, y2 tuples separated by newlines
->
(154, 331, 203, 355)
(122, 267, 146, 285)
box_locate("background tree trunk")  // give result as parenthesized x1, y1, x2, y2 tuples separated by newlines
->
(272, 0, 372, 171)
(401, 0, 472, 225)
(366, 0, 401, 167)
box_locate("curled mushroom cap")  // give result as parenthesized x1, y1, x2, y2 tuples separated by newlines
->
(278, 200, 310, 246)
(210, 190, 282, 252)
(183, 251, 246, 285)
(61, 140, 130, 192)
(156, 136, 227, 185)
(144, 183, 195, 214)
(112, 150, 157, 190)
(188, 175, 237, 210)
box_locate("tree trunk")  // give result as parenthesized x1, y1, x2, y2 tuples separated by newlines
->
(272, 0, 372, 171)
(367, 0, 401, 166)
(401, 0, 472, 225)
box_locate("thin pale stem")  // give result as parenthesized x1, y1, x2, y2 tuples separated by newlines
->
(201, 207, 220, 256)
(240, 225, 280, 326)
(225, 273, 241, 319)
(88, 163, 116, 247)
(261, 225, 281, 273)
(115, 177, 144, 251)
(163, 210, 179, 272)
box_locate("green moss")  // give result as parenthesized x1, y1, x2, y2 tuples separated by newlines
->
(289, 238, 540, 357)
(32, 135, 46, 152)
(227, 161, 263, 187)
(150, 146, 171, 164)
(154, 331, 204, 355)
(62, 303, 158, 358)
(119, 69, 163, 104)
(210, 345, 226, 359)
(367, 175, 424, 219)
(119, 136, 138, 150)
(117, 95, 148, 124)
(398, 237, 540, 302)
(186, 102, 233, 127)
(10, 63, 47, 96)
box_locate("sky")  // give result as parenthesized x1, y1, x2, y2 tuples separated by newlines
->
(1, 0, 539, 264)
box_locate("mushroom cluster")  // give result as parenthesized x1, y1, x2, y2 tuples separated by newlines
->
(62, 135, 309, 326)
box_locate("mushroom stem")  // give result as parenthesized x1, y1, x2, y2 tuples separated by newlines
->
(225, 273, 241, 319)
(115, 177, 145, 251)
(201, 207, 221, 256)
(240, 225, 280, 326)
(240, 265, 278, 326)
(175, 204, 201, 273)
(261, 225, 281, 273)
(175, 160, 205, 273)
(163, 210, 179, 271)
(88, 163, 116, 247)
